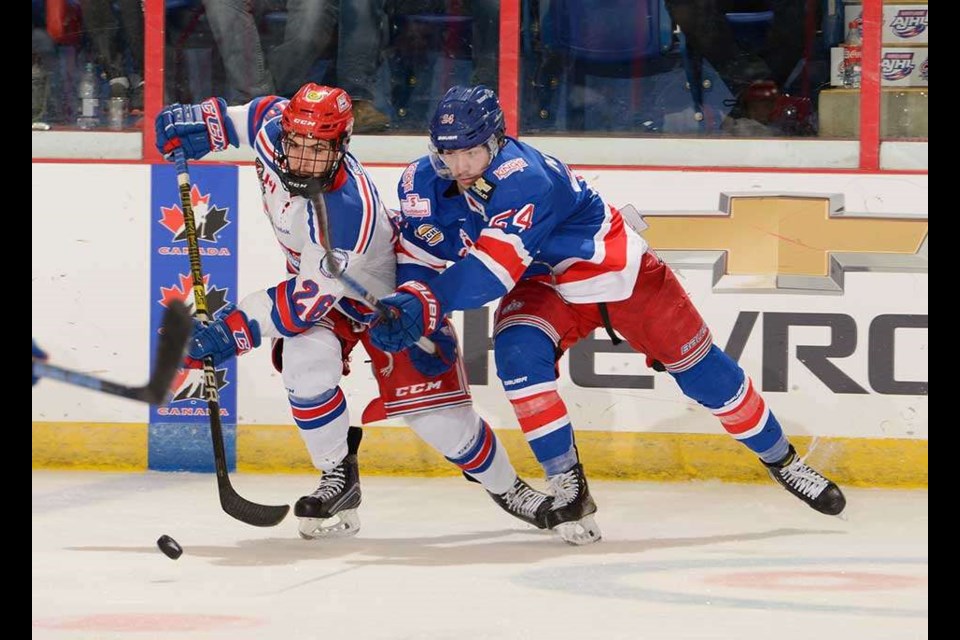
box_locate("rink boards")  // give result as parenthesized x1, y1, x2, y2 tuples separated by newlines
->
(31, 163, 927, 487)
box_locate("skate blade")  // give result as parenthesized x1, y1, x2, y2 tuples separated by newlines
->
(297, 509, 360, 539)
(554, 514, 602, 546)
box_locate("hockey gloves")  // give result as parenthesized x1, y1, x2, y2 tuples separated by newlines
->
(407, 324, 457, 377)
(369, 281, 443, 353)
(184, 305, 261, 369)
(154, 97, 238, 160)
(32, 339, 47, 386)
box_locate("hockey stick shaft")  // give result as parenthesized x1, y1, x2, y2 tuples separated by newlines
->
(172, 147, 289, 527)
(33, 300, 193, 404)
(310, 193, 436, 355)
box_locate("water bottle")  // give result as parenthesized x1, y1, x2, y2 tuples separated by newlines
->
(842, 18, 863, 89)
(76, 62, 100, 129)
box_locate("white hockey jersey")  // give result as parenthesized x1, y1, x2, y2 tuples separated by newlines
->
(225, 96, 397, 338)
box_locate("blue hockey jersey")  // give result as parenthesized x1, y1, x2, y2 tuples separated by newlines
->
(395, 137, 647, 312)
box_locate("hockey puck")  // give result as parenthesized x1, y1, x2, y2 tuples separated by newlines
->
(156, 534, 183, 560)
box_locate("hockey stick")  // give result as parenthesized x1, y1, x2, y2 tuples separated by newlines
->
(33, 300, 192, 405)
(311, 193, 436, 355)
(172, 146, 290, 527)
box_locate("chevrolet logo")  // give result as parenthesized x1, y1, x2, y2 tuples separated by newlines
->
(640, 194, 928, 292)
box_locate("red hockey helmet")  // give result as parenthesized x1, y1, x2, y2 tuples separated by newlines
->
(275, 83, 355, 196)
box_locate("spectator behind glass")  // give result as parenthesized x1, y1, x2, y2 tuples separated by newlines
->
(470, 0, 498, 88)
(202, 0, 391, 132)
(663, 0, 806, 100)
(81, 0, 145, 110)
(664, 0, 814, 134)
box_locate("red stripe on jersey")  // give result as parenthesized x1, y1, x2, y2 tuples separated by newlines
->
(252, 96, 283, 128)
(352, 168, 375, 254)
(716, 380, 767, 434)
(554, 208, 628, 285)
(274, 280, 301, 334)
(475, 233, 527, 281)
(256, 128, 277, 161)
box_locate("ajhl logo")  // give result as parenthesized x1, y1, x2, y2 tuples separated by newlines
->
(889, 10, 927, 39)
(158, 183, 231, 247)
(881, 52, 916, 81)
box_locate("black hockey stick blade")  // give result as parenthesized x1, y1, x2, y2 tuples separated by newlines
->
(218, 480, 290, 527)
(33, 300, 193, 405)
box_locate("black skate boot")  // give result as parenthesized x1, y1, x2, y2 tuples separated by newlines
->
(545, 463, 601, 545)
(488, 476, 554, 529)
(763, 445, 846, 516)
(295, 453, 362, 538)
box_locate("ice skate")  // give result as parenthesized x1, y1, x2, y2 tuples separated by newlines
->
(545, 463, 601, 545)
(763, 445, 846, 516)
(488, 476, 554, 529)
(295, 453, 361, 539)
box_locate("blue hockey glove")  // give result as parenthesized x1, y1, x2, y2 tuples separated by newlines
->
(154, 97, 238, 160)
(32, 339, 48, 386)
(369, 281, 443, 353)
(183, 305, 261, 369)
(408, 324, 457, 377)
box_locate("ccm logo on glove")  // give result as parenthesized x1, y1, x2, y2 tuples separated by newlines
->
(200, 98, 229, 152)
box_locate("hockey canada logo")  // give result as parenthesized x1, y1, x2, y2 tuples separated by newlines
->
(156, 286, 232, 413)
(162, 367, 230, 409)
(159, 273, 230, 317)
(158, 184, 231, 252)
(919, 58, 928, 81)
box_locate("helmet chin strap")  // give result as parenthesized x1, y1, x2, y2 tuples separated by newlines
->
(282, 174, 326, 198)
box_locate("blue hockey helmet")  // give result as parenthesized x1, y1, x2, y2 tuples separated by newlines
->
(428, 85, 505, 179)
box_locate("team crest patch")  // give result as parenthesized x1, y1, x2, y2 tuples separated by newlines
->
(305, 88, 328, 102)
(401, 194, 431, 218)
(469, 177, 496, 202)
(401, 163, 417, 193)
(493, 158, 528, 180)
(415, 224, 444, 246)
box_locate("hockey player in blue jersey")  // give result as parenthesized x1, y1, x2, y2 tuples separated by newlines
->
(154, 83, 554, 539)
(369, 85, 847, 545)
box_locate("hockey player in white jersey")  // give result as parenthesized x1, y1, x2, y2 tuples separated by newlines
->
(154, 83, 554, 539)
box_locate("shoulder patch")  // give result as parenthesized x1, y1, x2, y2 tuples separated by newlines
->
(493, 158, 528, 180)
(401, 193, 431, 218)
(401, 163, 418, 194)
(469, 177, 496, 202)
(415, 224, 444, 246)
